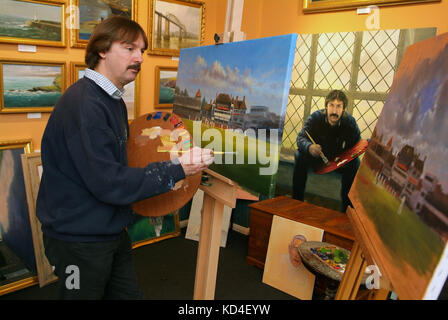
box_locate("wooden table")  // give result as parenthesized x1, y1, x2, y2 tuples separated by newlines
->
(246, 196, 355, 269)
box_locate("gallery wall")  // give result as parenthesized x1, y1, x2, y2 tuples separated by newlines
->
(1, 0, 447, 150)
(0, 0, 225, 150)
(242, 0, 448, 39)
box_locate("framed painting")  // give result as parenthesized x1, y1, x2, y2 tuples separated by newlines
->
(70, 0, 137, 48)
(154, 66, 177, 109)
(302, 0, 440, 13)
(349, 33, 448, 299)
(0, 59, 66, 113)
(21, 152, 57, 287)
(0, 0, 66, 47)
(0, 139, 39, 295)
(148, 0, 205, 56)
(128, 211, 181, 249)
(70, 62, 140, 121)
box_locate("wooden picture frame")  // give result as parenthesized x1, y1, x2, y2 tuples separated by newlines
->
(0, 139, 39, 295)
(148, 0, 205, 56)
(302, 0, 440, 13)
(70, 0, 138, 48)
(154, 65, 177, 109)
(0, 0, 66, 47)
(70, 61, 87, 84)
(69, 62, 140, 121)
(21, 152, 57, 287)
(0, 59, 66, 113)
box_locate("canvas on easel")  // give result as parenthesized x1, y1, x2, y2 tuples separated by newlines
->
(348, 32, 448, 300)
(172, 34, 297, 198)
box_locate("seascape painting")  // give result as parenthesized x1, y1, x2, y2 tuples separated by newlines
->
(155, 66, 177, 108)
(159, 69, 177, 104)
(349, 33, 448, 299)
(2, 63, 63, 111)
(0, 146, 36, 273)
(0, 0, 63, 46)
(173, 34, 297, 196)
(77, 0, 132, 41)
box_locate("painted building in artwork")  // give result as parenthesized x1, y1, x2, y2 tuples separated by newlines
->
(243, 106, 281, 131)
(365, 129, 448, 240)
(203, 93, 247, 129)
(172, 88, 202, 120)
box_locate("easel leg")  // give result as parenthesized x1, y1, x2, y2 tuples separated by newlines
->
(193, 194, 225, 300)
(335, 241, 367, 300)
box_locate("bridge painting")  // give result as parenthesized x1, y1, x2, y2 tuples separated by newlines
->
(150, 0, 204, 55)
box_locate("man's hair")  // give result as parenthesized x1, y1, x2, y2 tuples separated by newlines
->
(85, 16, 148, 69)
(325, 90, 348, 109)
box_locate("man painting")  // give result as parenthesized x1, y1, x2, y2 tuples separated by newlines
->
(292, 90, 361, 212)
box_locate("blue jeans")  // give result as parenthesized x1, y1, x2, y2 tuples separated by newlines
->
(292, 150, 360, 212)
(43, 231, 143, 300)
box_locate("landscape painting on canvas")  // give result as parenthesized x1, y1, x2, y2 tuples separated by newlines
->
(349, 33, 448, 299)
(173, 34, 297, 196)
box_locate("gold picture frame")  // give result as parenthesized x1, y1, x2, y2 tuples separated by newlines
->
(154, 65, 177, 109)
(0, 59, 66, 114)
(0, 139, 39, 295)
(303, 0, 441, 13)
(148, 0, 205, 56)
(69, 62, 140, 121)
(69, 0, 138, 48)
(21, 152, 58, 287)
(0, 0, 66, 47)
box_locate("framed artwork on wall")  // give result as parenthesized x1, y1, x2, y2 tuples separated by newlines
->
(70, 0, 138, 48)
(70, 62, 140, 121)
(21, 152, 57, 287)
(302, 0, 440, 13)
(147, 0, 205, 56)
(0, 0, 66, 47)
(154, 65, 177, 109)
(0, 59, 66, 113)
(0, 139, 39, 295)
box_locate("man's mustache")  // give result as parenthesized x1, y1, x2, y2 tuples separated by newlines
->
(127, 64, 141, 71)
(330, 113, 339, 117)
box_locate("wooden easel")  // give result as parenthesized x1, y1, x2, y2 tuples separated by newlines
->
(192, 0, 247, 300)
(335, 206, 392, 300)
(193, 169, 237, 299)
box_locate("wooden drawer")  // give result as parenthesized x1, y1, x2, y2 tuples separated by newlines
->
(246, 196, 355, 269)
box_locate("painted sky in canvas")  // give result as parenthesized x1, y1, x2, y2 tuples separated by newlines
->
(375, 33, 448, 191)
(176, 34, 297, 116)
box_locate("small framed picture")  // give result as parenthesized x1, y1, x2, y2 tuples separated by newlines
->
(0, 59, 66, 113)
(154, 66, 177, 109)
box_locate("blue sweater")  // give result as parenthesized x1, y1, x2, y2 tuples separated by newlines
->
(297, 109, 361, 161)
(36, 77, 185, 242)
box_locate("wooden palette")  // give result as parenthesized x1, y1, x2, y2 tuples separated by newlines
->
(127, 111, 201, 217)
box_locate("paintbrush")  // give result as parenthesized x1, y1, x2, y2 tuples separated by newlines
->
(305, 130, 330, 166)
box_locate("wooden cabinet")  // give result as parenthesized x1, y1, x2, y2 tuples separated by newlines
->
(246, 196, 355, 269)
